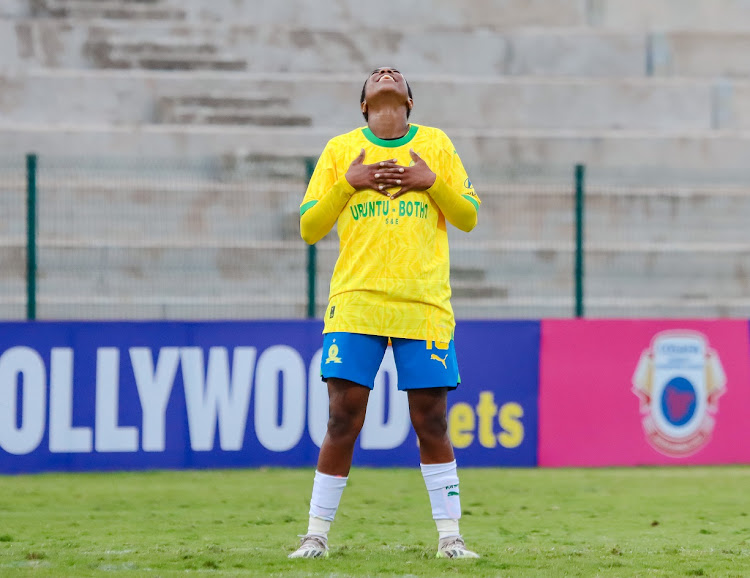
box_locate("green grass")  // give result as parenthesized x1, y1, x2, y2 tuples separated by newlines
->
(0, 467, 748, 576)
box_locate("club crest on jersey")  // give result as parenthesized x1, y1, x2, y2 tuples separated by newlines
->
(632, 330, 726, 457)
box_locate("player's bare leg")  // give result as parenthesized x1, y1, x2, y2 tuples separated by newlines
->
(290, 379, 370, 559)
(317, 379, 370, 475)
(408, 387, 453, 464)
(408, 388, 479, 559)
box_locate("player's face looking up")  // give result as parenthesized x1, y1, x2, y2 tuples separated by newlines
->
(360, 67, 413, 121)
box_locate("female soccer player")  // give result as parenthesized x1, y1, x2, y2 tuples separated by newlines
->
(290, 66, 480, 559)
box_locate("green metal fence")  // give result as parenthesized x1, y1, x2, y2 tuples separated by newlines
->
(4, 154, 750, 321)
(583, 166, 750, 318)
(22, 154, 313, 320)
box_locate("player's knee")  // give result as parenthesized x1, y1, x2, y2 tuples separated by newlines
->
(411, 410, 448, 441)
(326, 410, 365, 442)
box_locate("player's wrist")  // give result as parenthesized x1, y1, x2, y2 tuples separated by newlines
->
(344, 168, 365, 187)
(338, 175, 358, 195)
(425, 173, 443, 193)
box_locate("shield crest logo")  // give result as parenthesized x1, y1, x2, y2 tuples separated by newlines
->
(632, 330, 726, 457)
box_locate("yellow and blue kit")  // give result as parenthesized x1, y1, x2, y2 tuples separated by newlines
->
(300, 124, 479, 389)
(321, 332, 460, 390)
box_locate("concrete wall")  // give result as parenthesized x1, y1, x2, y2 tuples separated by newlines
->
(36, 0, 589, 28)
(0, 71, 722, 130)
(40, 0, 750, 31)
(2, 0, 750, 319)
(1, 20, 647, 76)
(591, 0, 750, 30)
(9, 126, 750, 173)
(0, 0, 28, 18)
(9, 20, 750, 79)
(2, 3, 750, 167)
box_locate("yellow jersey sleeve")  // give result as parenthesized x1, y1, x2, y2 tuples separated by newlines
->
(299, 140, 356, 245)
(425, 135, 480, 232)
(449, 140, 481, 211)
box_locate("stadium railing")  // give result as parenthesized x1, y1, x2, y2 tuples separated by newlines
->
(2, 154, 749, 321)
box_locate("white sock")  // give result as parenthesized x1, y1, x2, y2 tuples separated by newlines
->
(421, 460, 461, 537)
(307, 470, 348, 536)
(436, 518, 460, 540)
(307, 515, 331, 538)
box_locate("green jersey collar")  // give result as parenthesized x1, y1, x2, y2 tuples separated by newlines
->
(362, 125, 418, 148)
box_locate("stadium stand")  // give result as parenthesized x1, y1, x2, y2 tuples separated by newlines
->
(1, 0, 750, 319)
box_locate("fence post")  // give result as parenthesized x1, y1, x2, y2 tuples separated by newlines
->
(574, 164, 585, 318)
(26, 153, 37, 321)
(305, 157, 317, 319)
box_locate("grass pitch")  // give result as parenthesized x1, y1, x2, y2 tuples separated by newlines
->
(0, 466, 748, 577)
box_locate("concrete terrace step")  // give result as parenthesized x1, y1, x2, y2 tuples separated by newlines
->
(153, 0, 589, 29)
(451, 242, 750, 293)
(34, 0, 185, 20)
(0, 177, 26, 238)
(0, 71, 730, 131)
(475, 182, 750, 244)
(20, 171, 750, 245)
(84, 39, 247, 71)
(650, 32, 750, 77)
(121, 55, 246, 72)
(10, 125, 750, 171)
(453, 297, 750, 319)
(33, 239, 750, 273)
(315, 241, 750, 306)
(0, 0, 29, 18)
(0, 244, 25, 276)
(5, 229, 748, 321)
(590, 0, 750, 31)
(156, 95, 310, 126)
(36, 245, 307, 291)
(21, 241, 750, 320)
(30, 296, 310, 321)
(109, 0, 750, 31)
(1, 20, 647, 77)
(9, 296, 748, 321)
(161, 109, 311, 126)
(33, 183, 305, 242)
(12, 20, 750, 78)
(25, 0, 750, 31)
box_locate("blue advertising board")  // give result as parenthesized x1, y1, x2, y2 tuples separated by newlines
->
(0, 320, 539, 473)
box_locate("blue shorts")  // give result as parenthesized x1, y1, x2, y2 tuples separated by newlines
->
(321, 332, 460, 390)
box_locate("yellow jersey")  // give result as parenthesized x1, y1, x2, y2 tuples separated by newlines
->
(300, 124, 480, 343)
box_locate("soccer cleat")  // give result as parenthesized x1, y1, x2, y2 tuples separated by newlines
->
(288, 534, 329, 559)
(436, 535, 480, 559)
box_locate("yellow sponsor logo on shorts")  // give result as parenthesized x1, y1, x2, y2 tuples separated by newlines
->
(430, 353, 448, 369)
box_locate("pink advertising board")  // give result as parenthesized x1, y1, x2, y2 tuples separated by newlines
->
(539, 320, 750, 467)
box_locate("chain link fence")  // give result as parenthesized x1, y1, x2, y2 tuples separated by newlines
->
(33, 154, 309, 319)
(0, 156, 27, 320)
(584, 166, 750, 318)
(4, 155, 749, 320)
